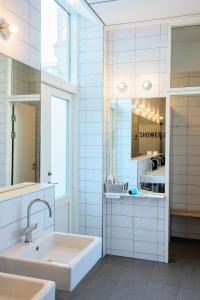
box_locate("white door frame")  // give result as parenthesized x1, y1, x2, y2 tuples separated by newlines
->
(41, 80, 77, 232)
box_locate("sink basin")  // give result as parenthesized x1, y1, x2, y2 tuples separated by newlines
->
(0, 231, 102, 291)
(0, 272, 55, 300)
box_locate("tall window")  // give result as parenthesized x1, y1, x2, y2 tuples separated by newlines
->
(41, 0, 71, 81)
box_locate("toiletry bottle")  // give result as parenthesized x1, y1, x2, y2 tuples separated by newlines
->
(107, 175, 114, 184)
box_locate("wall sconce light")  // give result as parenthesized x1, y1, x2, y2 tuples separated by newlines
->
(0, 18, 18, 40)
(142, 80, 152, 91)
(117, 82, 128, 92)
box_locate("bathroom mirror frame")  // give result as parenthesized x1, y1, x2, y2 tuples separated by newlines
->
(0, 52, 41, 190)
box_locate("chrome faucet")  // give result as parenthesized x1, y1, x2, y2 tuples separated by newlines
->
(22, 199, 52, 243)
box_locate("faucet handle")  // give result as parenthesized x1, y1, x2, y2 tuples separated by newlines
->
(22, 223, 38, 236)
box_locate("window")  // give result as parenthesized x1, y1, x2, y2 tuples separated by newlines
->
(41, 0, 71, 81)
(171, 25, 200, 88)
(51, 96, 69, 197)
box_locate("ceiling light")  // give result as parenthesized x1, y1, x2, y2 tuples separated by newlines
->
(142, 80, 152, 91)
(0, 18, 18, 39)
(117, 82, 128, 92)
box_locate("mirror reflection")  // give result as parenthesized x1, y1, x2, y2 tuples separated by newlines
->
(109, 98, 166, 193)
(0, 53, 41, 188)
(131, 98, 166, 158)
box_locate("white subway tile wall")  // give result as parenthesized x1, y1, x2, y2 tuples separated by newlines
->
(78, 17, 104, 238)
(106, 197, 165, 262)
(0, 0, 41, 69)
(107, 24, 168, 100)
(171, 95, 200, 239)
(0, 186, 55, 252)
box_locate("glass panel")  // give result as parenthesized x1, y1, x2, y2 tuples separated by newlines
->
(51, 96, 69, 197)
(41, 0, 71, 81)
(171, 25, 200, 88)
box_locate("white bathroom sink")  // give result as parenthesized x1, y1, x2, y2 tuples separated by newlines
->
(0, 231, 102, 291)
(0, 272, 55, 300)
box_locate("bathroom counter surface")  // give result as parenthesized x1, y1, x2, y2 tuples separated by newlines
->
(105, 190, 165, 199)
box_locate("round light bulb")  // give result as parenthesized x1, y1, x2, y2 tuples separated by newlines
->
(9, 24, 18, 34)
(118, 82, 128, 92)
(142, 80, 152, 91)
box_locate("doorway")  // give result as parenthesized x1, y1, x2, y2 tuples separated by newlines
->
(41, 83, 73, 233)
(169, 92, 200, 261)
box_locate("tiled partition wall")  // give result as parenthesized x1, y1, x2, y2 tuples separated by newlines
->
(0, 185, 55, 252)
(77, 17, 104, 238)
(105, 24, 169, 259)
(106, 23, 169, 188)
(106, 196, 165, 262)
(171, 95, 200, 239)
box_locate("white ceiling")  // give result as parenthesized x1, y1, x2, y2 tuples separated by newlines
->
(84, 0, 200, 26)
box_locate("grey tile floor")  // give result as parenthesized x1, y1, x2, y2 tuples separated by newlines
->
(56, 238, 200, 300)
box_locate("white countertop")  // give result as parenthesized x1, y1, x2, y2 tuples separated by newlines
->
(105, 190, 165, 199)
(0, 183, 54, 202)
(140, 166, 165, 183)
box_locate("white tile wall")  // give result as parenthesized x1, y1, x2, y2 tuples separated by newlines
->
(107, 24, 168, 100)
(0, 0, 41, 69)
(0, 186, 55, 252)
(78, 17, 104, 238)
(106, 196, 165, 262)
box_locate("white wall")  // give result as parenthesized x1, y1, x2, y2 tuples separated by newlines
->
(78, 16, 104, 238)
(0, 0, 41, 70)
(107, 24, 168, 100)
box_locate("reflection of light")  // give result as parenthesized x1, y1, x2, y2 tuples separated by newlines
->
(160, 116, 164, 120)
(139, 104, 143, 109)
(118, 82, 128, 92)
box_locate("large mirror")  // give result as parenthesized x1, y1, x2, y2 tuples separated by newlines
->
(109, 98, 166, 191)
(131, 98, 166, 158)
(0, 53, 41, 189)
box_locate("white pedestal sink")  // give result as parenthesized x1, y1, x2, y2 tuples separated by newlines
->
(0, 231, 102, 291)
(0, 272, 55, 300)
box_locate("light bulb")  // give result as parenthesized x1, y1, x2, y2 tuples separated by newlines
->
(9, 24, 18, 34)
(142, 80, 152, 91)
(118, 82, 128, 92)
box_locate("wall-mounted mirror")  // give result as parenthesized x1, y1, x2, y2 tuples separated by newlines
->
(0, 53, 41, 189)
(131, 98, 166, 158)
(109, 98, 166, 191)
